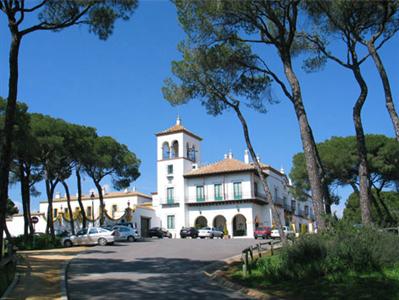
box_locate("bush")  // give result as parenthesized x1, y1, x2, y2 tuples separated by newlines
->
(11, 234, 61, 250)
(257, 224, 399, 282)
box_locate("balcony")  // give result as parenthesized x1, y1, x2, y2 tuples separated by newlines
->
(185, 191, 267, 205)
(273, 197, 285, 206)
(160, 198, 180, 208)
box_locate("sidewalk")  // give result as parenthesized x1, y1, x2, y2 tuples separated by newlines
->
(3, 247, 86, 300)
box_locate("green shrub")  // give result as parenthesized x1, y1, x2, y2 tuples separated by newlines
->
(257, 225, 399, 282)
(12, 234, 61, 250)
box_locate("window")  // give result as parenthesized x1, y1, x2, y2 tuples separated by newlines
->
(291, 200, 296, 211)
(214, 184, 222, 200)
(53, 208, 58, 217)
(112, 205, 117, 218)
(171, 141, 179, 158)
(254, 182, 258, 197)
(87, 206, 92, 218)
(196, 185, 205, 201)
(305, 205, 309, 216)
(162, 142, 170, 160)
(167, 187, 174, 204)
(167, 164, 173, 175)
(89, 228, 98, 235)
(233, 182, 242, 200)
(167, 215, 175, 229)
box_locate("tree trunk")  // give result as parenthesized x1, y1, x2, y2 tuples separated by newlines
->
(352, 64, 372, 225)
(94, 182, 105, 226)
(19, 161, 31, 242)
(61, 181, 75, 235)
(45, 179, 57, 240)
(76, 168, 87, 228)
(281, 53, 326, 231)
(0, 28, 21, 259)
(367, 41, 399, 142)
(231, 104, 286, 242)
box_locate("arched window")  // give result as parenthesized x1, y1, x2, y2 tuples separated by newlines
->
(186, 142, 190, 158)
(232, 214, 247, 237)
(162, 142, 170, 160)
(195, 216, 208, 228)
(171, 141, 179, 158)
(188, 145, 196, 162)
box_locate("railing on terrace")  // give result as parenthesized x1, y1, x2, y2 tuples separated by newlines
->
(273, 197, 285, 206)
(185, 192, 267, 203)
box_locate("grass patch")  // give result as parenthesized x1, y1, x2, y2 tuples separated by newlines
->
(226, 226, 399, 299)
(227, 261, 399, 300)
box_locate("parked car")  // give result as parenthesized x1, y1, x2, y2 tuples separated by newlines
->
(270, 226, 294, 239)
(148, 227, 172, 238)
(62, 227, 116, 247)
(254, 226, 272, 239)
(180, 227, 199, 239)
(112, 225, 140, 242)
(198, 227, 224, 239)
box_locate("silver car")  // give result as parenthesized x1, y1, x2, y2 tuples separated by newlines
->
(112, 225, 141, 242)
(62, 227, 115, 247)
(198, 227, 224, 239)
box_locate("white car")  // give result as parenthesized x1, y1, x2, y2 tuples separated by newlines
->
(62, 227, 116, 247)
(112, 225, 140, 242)
(198, 227, 224, 239)
(271, 226, 294, 239)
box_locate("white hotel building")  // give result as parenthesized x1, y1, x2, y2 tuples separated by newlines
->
(152, 118, 315, 238)
(6, 118, 314, 238)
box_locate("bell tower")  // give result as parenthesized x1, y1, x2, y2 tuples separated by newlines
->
(154, 117, 202, 236)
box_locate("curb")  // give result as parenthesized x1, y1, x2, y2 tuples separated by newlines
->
(61, 259, 71, 300)
(1, 273, 20, 300)
(202, 245, 285, 300)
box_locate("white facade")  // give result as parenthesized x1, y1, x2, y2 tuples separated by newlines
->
(154, 118, 315, 238)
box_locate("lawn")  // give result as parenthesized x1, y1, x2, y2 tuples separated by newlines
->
(226, 256, 399, 300)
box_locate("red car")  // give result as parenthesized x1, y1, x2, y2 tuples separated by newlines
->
(254, 226, 272, 239)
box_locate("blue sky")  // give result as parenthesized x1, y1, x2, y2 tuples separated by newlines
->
(1, 1, 398, 217)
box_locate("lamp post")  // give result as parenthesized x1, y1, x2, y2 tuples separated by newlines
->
(90, 192, 95, 227)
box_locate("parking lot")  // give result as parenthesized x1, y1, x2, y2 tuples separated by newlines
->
(67, 238, 257, 299)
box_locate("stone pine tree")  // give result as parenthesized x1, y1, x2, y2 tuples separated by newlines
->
(304, 1, 386, 225)
(291, 135, 399, 225)
(82, 136, 140, 226)
(0, 0, 138, 258)
(355, 1, 399, 142)
(172, 0, 328, 230)
(163, 41, 287, 241)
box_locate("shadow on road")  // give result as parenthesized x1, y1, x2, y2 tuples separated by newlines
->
(68, 257, 247, 299)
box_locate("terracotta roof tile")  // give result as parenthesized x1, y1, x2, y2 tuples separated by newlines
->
(184, 158, 269, 177)
(155, 124, 202, 140)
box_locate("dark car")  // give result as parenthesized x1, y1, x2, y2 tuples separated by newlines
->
(148, 227, 172, 238)
(180, 227, 199, 239)
(254, 226, 272, 239)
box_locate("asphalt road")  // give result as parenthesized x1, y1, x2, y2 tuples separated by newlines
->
(67, 238, 258, 300)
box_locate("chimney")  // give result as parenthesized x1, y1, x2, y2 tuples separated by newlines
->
(228, 150, 233, 159)
(280, 166, 285, 174)
(256, 155, 261, 163)
(244, 149, 249, 164)
(102, 186, 107, 195)
(224, 153, 228, 159)
(132, 186, 136, 192)
(55, 192, 61, 199)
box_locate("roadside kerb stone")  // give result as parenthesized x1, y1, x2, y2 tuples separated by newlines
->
(202, 243, 284, 300)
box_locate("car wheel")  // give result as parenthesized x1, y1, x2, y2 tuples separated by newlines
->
(210, 234, 214, 239)
(255, 236, 258, 239)
(127, 236, 134, 242)
(262, 236, 266, 239)
(168, 234, 172, 239)
(64, 240, 73, 247)
(221, 234, 224, 239)
(98, 238, 107, 246)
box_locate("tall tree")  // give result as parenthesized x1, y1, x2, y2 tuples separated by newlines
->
(291, 135, 399, 224)
(305, 1, 378, 225)
(353, 1, 399, 141)
(0, 0, 138, 258)
(163, 41, 286, 240)
(172, 0, 328, 230)
(83, 136, 140, 225)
